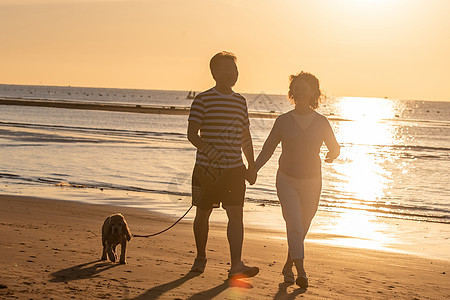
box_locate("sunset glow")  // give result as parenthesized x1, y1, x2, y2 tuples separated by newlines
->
(0, 1, 449, 298)
(0, 0, 448, 101)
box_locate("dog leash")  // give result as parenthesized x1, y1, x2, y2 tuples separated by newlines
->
(133, 204, 193, 238)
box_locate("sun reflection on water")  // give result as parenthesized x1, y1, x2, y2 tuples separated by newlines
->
(337, 97, 397, 121)
(321, 97, 401, 249)
(332, 97, 397, 203)
(312, 210, 396, 252)
(334, 97, 397, 145)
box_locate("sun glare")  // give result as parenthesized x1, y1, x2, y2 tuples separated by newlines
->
(318, 97, 400, 250)
(333, 143, 392, 203)
(313, 210, 397, 251)
(332, 97, 396, 203)
(337, 97, 396, 122)
(333, 97, 397, 145)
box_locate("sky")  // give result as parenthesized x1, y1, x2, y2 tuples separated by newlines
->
(0, 0, 449, 101)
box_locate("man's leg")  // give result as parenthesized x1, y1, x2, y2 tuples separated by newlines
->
(224, 205, 243, 268)
(191, 206, 212, 272)
(225, 205, 259, 278)
(193, 206, 213, 259)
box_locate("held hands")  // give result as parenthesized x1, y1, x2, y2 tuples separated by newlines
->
(203, 143, 258, 184)
(245, 165, 257, 185)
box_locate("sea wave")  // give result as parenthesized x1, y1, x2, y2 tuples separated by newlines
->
(2, 96, 450, 125)
(2, 120, 449, 153)
(1, 172, 448, 224)
(0, 121, 186, 143)
(1, 90, 449, 227)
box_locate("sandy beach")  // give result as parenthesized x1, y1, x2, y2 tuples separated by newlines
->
(0, 194, 448, 299)
(2, 0, 450, 298)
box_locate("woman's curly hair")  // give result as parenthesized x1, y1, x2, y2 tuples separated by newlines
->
(288, 72, 322, 109)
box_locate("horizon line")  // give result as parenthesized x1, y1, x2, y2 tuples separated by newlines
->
(0, 82, 448, 103)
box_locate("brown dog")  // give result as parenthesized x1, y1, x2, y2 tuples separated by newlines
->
(101, 213, 132, 264)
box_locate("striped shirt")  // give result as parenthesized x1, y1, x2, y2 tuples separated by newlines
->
(188, 88, 250, 169)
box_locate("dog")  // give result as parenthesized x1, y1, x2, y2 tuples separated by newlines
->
(101, 213, 132, 264)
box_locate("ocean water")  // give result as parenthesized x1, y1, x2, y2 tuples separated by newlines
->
(1, 84, 450, 258)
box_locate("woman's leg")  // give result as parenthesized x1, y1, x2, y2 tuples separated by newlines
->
(298, 177, 322, 240)
(293, 177, 322, 281)
(282, 252, 295, 283)
(277, 172, 305, 260)
(277, 171, 304, 281)
(278, 173, 322, 285)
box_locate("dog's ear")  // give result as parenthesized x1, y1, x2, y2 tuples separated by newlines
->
(122, 216, 132, 241)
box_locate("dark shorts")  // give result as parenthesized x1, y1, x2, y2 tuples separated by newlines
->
(192, 164, 246, 209)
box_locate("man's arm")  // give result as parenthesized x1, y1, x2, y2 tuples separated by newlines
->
(187, 121, 223, 163)
(187, 121, 207, 150)
(242, 126, 256, 185)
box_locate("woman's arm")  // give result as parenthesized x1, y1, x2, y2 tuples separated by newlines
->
(323, 120, 340, 163)
(255, 120, 282, 172)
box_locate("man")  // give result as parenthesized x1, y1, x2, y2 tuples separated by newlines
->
(187, 51, 259, 278)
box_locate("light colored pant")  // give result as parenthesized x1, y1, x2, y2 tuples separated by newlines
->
(276, 170, 322, 260)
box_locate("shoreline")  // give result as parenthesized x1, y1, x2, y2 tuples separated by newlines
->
(2, 180, 450, 262)
(0, 98, 279, 119)
(0, 97, 351, 120)
(1, 194, 449, 299)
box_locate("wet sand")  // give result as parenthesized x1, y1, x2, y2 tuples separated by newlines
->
(0, 194, 449, 299)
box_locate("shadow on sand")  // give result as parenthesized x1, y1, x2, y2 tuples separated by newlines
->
(50, 259, 120, 282)
(132, 271, 254, 299)
(132, 271, 201, 299)
(273, 282, 306, 299)
(186, 279, 235, 300)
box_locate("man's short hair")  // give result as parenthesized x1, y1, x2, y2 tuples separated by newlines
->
(210, 51, 237, 77)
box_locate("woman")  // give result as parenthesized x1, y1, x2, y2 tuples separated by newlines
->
(255, 72, 340, 288)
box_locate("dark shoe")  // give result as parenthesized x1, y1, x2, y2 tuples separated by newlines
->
(282, 266, 295, 283)
(191, 257, 207, 273)
(228, 261, 259, 279)
(296, 275, 308, 288)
